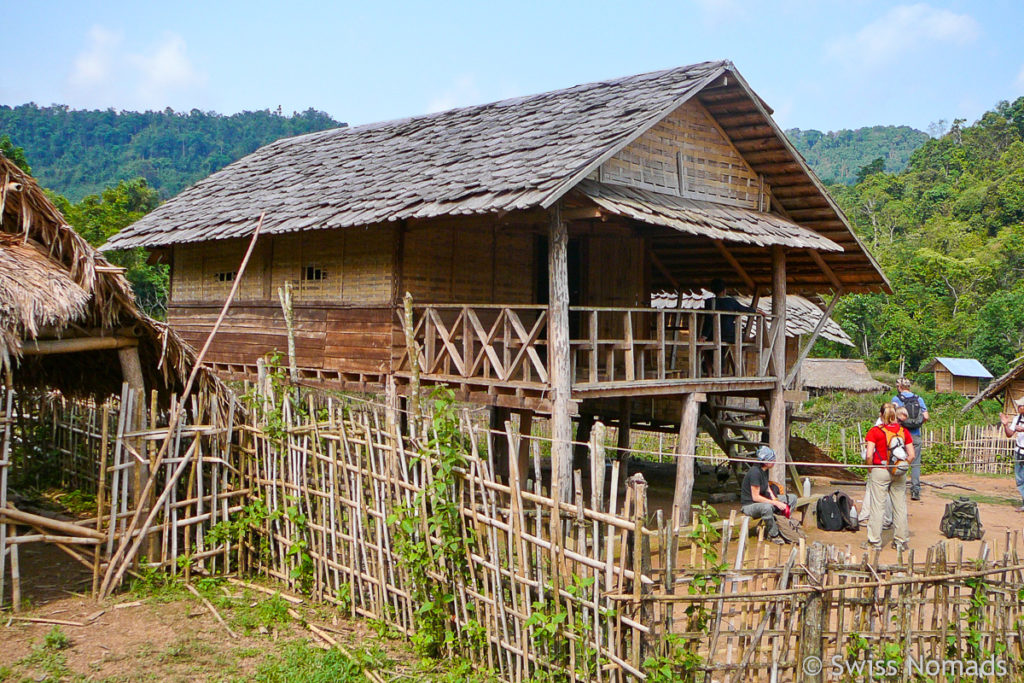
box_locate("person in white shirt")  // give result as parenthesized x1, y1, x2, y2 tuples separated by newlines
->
(1000, 396, 1024, 512)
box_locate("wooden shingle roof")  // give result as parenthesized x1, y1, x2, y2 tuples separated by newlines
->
(106, 61, 727, 248)
(104, 60, 888, 293)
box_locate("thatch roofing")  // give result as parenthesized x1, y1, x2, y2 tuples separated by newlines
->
(651, 290, 853, 346)
(799, 358, 888, 393)
(104, 61, 888, 294)
(0, 154, 224, 402)
(963, 360, 1024, 411)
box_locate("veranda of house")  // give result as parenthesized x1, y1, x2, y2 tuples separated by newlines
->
(104, 61, 890, 512)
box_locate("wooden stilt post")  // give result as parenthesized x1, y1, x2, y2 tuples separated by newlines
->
(673, 393, 703, 526)
(617, 398, 632, 488)
(517, 411, 533, 491)
(489, 407, 511, 480)
(572, 413, 595, 472)
(768, 246, 787, 489)
(548, 202, 573, 503)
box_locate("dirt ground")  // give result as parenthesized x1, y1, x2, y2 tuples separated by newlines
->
(0, 545, 470, 682)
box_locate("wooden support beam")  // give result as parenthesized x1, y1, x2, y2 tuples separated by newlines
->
(769, 245, 787, 490)
(807, 249, 843, 291)
(548, 202, 573, 503)
(713, 241, 756, 290)
(785, 291, 842, 389)
(672, 393, 703, 526)
(21, 336, 138, 355)
(647, 247, 681, 291)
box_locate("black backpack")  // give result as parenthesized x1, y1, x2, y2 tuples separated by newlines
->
(940, 497, 983, 541)
(834, 491, 859, 531)
(816, 493, 844, 531)
(901, 394, 924, 430)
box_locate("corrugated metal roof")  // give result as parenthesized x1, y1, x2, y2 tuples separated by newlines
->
(929, 357, 993, 379)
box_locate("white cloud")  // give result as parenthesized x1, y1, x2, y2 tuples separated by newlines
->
(65, 26, 207, 110)
(427, 75, 482, 113)
(827, 4, 980, 70)
(130, 34, 207, 104)
(69, 26, 122, 89)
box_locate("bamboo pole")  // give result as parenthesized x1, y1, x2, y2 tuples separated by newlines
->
(99, 212, 264, 597)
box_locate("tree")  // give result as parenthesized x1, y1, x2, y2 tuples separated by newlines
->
(855, 157, 886, 184)
(0, 134, 31, 173)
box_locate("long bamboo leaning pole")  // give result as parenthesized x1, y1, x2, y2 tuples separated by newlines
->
(99, 212, 265, 597)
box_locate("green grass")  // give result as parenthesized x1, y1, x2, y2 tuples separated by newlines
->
(8, 627, 78, 683)
(247, 640, 375, 682)
(937, 491, 1019, 507)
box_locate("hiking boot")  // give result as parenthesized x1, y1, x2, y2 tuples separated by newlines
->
(892, 540, 909, 552)
(911, 491, 921, 501)
(769, 535, 786, 545)
(859, 541, 882, 551)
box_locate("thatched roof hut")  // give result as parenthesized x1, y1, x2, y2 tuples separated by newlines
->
(799, 358, 888, 395)
(0, 154, 219, 401)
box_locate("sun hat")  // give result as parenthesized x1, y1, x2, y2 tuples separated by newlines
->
(756, 445, 776, 463)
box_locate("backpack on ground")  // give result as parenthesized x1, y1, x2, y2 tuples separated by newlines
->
(834, 491, 859, 531)
(901, 394, 924, 430)
(816, 493, 844, 531)
(775, 515, 806, 543)
(940, 497, 983, 541)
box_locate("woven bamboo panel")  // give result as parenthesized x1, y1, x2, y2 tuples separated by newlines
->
(587, 236, 644, 339)
(450, 227, 494, 301)
(403, 225, 455, 301)
(493, 230, 533, 304)
(170, 245, 204, 302)
(343, 226, 393, 304)
(600, 100, 760, 208)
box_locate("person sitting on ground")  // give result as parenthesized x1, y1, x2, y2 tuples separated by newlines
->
(999, 396, 1024, 512)
(863, 402, 915, 551)
(893, 377, 929, 501)
(740, 446, 798, 544)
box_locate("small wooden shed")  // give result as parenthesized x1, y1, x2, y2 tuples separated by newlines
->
(924, 357, 992, 397)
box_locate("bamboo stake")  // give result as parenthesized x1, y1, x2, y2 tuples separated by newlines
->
(100, 212, 264, 597)
(186, 583, 238, 638)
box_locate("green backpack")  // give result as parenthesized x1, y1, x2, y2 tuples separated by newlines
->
(939, 497, 983, 541)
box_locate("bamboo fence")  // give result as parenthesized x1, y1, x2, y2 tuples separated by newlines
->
(6, 385, 1024, 680)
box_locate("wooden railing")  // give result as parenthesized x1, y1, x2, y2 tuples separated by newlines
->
(569, 306, 777, 385)
(394, 304, 778, 390)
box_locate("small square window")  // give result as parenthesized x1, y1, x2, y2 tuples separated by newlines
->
(215, 271, 236, 283)
(303, 265, 325, 282)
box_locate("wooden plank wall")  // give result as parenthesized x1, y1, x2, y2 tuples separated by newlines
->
(169, 228, 396, 374)
(586, 234, 644, 338)
(935, 369, 952, 393)
(599, 100, 763, 209)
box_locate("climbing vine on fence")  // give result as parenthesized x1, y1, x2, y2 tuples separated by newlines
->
(389, 387, 475, 657)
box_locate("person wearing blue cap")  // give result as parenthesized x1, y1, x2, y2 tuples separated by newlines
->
(740, 446, 797, 544)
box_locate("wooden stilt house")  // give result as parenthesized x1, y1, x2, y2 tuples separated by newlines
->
(104, 61, 889, 511)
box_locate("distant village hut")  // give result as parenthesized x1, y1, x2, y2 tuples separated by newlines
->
(104, 61, 889, 512)
(964, 359, 1024, 412)
(798, 358, 888, 397)
(924, 357, 993, 397)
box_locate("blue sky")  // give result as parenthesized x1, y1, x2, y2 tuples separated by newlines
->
(4, 1, 1023, 133)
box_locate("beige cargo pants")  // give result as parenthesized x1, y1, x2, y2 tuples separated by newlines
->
(867, 467, 908, 547)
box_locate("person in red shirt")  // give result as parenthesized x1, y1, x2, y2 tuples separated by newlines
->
(863, 403, 915, 551)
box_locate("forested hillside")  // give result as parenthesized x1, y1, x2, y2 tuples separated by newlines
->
(0, 105, 344, 201)
(786, 125, 930, 185)
(822, 97, 1024, 379)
